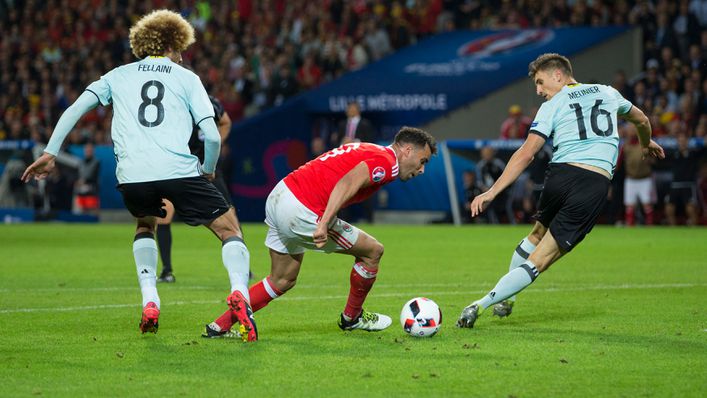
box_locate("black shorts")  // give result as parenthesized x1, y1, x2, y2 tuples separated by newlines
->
(212, 174, 232, 206)
(533, 163, 610, 252)
(117, 176, 231, 226)
(666, 184, 697, 207)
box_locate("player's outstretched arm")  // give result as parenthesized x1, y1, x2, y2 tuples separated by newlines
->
(313, 162, 371, 248)
(470, 134, 545, 217)
(620, 105, 665, 160)
(22, 91, 100, 182)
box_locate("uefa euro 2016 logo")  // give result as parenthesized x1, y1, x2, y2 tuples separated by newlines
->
(372, 167, 386, 183)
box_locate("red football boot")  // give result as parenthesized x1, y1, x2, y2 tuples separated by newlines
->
(226, 291, 258, 342)
(139, 302, 160, 334)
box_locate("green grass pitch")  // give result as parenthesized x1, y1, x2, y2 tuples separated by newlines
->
(1, 224, 705, 397)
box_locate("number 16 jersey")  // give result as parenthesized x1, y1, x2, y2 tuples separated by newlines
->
(86, 56, 214, 183)
(530, 83, 633, 178)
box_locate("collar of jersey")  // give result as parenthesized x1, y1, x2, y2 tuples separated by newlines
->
(386, 145, 400, 174)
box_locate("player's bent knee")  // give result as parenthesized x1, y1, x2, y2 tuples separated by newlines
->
(271, 276, 296, 292)
(374, 242, 384, 261)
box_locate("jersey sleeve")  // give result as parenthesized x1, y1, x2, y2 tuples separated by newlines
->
(188, 74, 215, 125)
(363, 151, 396, 185)
(610, 86, 633, 115)
(209, 95, 225, 122)
(85, 72, 113, 106)
(529, 101, 554, 138)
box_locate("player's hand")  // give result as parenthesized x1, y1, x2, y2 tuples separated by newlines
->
(21, 153, 56, 183)
(203, 172, 215, 181)
(470, 191, 495, 218)
(642, 140, 665, 160)
(313, 221, 328, 249)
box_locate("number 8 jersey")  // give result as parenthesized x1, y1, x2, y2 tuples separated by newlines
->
(86, 56, 214, 183)
(530, 83, 633, 178)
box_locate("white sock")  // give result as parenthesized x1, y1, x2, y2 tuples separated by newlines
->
(222, 237, 251, 302)
(133, 234, 160, 309)
(508, 237, 536, 302)
(477, 260, 539, 310)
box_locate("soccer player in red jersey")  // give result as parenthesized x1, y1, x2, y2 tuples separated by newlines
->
(204, 126, 436, 337)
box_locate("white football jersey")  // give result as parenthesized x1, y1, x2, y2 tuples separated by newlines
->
(86, 56, 214, 183)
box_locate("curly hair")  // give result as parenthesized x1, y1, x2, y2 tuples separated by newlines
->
(129, 10, 195, 59)
(528, 53, 573, 78)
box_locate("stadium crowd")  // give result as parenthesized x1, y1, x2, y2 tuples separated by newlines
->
(1, 0, 706, 223)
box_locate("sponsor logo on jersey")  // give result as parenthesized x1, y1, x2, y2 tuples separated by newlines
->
(531, 122, 538, 127)
(372, 166, 386, 182)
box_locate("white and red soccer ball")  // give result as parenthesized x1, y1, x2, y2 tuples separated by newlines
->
(400, 297, 442, 337)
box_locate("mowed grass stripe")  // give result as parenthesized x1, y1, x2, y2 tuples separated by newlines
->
(1, 282, 704, 313)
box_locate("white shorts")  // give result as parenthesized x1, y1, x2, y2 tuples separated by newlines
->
(264, 180, 361, 254)
(624, 177, 655, 206)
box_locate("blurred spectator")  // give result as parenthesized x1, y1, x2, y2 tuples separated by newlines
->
(331, 100, 376, 223)
(461, 169, 483, 223)
(500, 104, 532, 140)
(45, 165, 74, 212)
(521, 145, 552, 221)
(74, 143, 100, 215)
(331, 101, 376, 147)
(268, 66, 299, 108)
(297, 53, 323, 90)
(2, 0, 706, 226)
(363, 20, 393, 61)
(665, 133, 702, 225)
(0, 157, 31, 207)
(623, 132, 656, 226)
(476, 146, 514, 224)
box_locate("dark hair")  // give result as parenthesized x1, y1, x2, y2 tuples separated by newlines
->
(394, 126, 437, 155)
(528, 53, 573, 78)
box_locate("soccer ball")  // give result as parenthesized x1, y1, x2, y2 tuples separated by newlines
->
(400, 297, 442, 337)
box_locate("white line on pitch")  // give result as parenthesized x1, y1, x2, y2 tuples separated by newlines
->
(0, 282, 473, 293)
(0, 282, 704, 314)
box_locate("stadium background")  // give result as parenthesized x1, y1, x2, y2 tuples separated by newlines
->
(0, 0, 705, 224)
(1, 2, 706, 397)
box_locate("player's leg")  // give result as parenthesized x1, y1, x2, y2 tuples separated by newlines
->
(681, 186, 699, 226)
(117, 181, 165, 334)
(457, 230, 564, 328)
(492, 221, 546, 317)
(638, 178, 654, 226)
(250, 249, 304, 311)
(665, 190, 678, 225)
(156, 199, 175, 283)
(686, 202, 699, 225)
(624, 178, 637, 226)
(494, 165, 562, 318)
(160, 176, 255, 340)
(205, 208, 258, 341)
(134, 216, 161, 334)
(458, 164, 609, 328)
(336, 229, 392, 331)
(208, 248, 303, 337)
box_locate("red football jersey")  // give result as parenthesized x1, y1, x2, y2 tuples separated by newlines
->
(284, 143, 399, 215)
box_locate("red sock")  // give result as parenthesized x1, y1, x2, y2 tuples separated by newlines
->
(344, 263, 378, 320)
(644, 206, 654, 225)
(249, 277, 283, 312)
(214, 309, 234, 331)
(625, 206, 635, 226)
